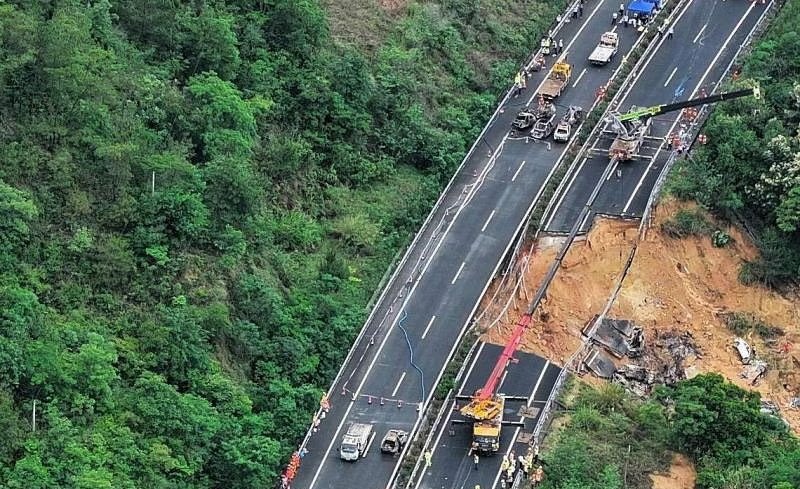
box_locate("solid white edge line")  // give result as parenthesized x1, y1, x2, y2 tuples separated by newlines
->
(543, 155, 589, 230)
(458, 342, 487, 397)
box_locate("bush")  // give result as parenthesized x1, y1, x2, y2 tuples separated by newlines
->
(660, 208, 713, 238)
(720, 312, 784, 339)
(712, 230, 731, 247)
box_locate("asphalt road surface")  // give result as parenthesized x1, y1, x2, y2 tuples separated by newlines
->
(414, 344, 560, 489)
(292, 0, 644, 487)
(544, 0, 767, 234)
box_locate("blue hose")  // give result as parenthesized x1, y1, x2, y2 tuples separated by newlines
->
(397, 310, 426, 402)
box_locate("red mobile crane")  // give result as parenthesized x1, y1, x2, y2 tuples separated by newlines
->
(458, 314, 534, 453)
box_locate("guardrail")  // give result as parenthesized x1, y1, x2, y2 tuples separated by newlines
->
(397, 0, 694, 484)
(530, 0, 779, 448)
(293, 0, 573, 459)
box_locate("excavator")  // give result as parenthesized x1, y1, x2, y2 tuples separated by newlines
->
(455, 315, 534, 454)
(605, 87, 758, 161)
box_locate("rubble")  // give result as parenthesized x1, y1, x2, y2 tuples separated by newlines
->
(613, 364, 657, 397)
(741, 360, 768, 386)
(583, 348, 617, 378)
(582, 326, 703, 397)
(760, 399, 780, 416)
(583, 317, 644, 358)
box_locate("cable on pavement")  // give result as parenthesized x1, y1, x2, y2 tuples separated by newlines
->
(397, 310, 426, 403)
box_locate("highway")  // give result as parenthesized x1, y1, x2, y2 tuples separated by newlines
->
(544, 0, 767, 234)
(408, 2, 771, 489)
(291, 0, 644, 487)
(415, 345, 560, 489)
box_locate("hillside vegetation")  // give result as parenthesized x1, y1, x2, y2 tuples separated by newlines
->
(540, 375, 800, 489)
(667, 0, 800, 288)
(0, 0, 566, 487)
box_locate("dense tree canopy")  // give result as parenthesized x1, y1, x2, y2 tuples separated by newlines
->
(0, 0, 564, 486)
(541, 376, 800, 489)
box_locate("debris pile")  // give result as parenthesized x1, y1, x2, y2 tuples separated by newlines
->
(615, 329, 702, 396)
(732, 337, 769, 385)
(581, 323, 705, 397)
(482, 201, 800, 432)
(582, 317, 644, 358)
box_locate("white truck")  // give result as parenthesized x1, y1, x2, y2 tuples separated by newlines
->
(588, 32, 619, 66)
(339, 423, 374, 461)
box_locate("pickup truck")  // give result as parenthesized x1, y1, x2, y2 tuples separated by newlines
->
(538, 61, 572, 100)
(588, 32, 618, 66)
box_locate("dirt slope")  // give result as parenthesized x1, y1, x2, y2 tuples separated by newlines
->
(650, 454, 696, 489)
(481, 199, 800, 432)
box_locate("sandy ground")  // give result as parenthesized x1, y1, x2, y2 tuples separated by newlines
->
(650, 454, 697, 489)
(480, 199, 800, 432)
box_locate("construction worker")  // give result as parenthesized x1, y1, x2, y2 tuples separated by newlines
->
(424, 450, 432, 468)
(513, 71, 525, 97)
(579, 3, 583, 16)
(500, 456, 510, 473)
(619, 3, 625, 14)
(473, 453, 479, 470)
(668, 25, 674, 39)
(533, 466, 544, 487)
(612, 11, 618, 25)
(558, 39, 564, 55)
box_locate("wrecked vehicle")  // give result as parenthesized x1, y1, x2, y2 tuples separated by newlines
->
(733, 337, 753, 364)
(379, 429, 408, 455)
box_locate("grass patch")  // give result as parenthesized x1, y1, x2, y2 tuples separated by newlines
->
(661, 208, 713, 238)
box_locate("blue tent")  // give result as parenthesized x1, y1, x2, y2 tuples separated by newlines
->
(628, 0, 655, 15)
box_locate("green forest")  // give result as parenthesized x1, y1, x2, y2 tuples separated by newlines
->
(539, 374, 800, 489)
(0, 0, 566, 486)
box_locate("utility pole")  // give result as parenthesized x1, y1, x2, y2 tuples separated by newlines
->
(32, 399, 36, 432)
(151, 171, 155, 195)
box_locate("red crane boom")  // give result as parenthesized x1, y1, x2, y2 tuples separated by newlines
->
(460, 313, 535, 421)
